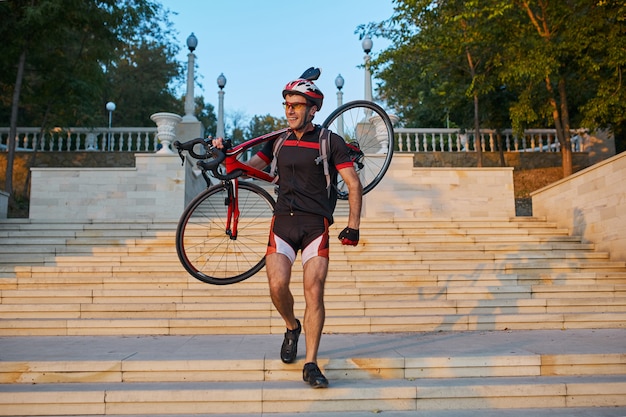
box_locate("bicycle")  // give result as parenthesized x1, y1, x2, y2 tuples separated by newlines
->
(174, 100, 394, 285)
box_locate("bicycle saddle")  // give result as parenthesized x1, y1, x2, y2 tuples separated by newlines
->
(299, 67, 321, 81)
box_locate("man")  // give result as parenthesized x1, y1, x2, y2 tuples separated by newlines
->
(215, 74, 362, 388)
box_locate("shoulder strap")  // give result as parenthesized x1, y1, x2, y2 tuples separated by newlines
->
(315, 128, 332, 197)
(270, 131, 289, 184)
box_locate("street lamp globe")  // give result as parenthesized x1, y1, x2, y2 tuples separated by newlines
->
(217, 73, 227, 90)
(335, 74, 344, 91)
(187, 33, 198, 52)
(106, 102, 116, 112)
(362, 35, 373, 54)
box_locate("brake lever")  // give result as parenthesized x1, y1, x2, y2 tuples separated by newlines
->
(173, 141, 185, 166)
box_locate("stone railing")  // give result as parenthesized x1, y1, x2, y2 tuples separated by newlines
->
(1, 126, 589, 154)
(0, 127, 157, 152)
(394, 128, 587, 153)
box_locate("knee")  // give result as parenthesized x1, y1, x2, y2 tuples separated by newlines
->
(304, 280, 325, 303)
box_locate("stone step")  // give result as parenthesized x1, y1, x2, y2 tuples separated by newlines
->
(2, 312, 626, 336)
(1, 376, 625, 415)
(0, 330, 624, 415)
(3, 297, 626, 320)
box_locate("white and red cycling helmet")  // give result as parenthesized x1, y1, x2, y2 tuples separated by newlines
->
(282, 78, 324, 110)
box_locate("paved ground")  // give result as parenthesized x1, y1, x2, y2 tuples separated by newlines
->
(2, 328, 625, 363)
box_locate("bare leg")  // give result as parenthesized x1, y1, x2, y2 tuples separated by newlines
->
(302, 256, 329, 364)
(266, 252, 299, 331)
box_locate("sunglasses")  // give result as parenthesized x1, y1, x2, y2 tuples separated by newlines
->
(282, 101, 309, 111)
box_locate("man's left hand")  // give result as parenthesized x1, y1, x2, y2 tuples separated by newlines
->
(338, 227, 359, 246)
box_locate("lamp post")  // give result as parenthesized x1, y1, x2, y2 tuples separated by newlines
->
(216, 73, 227, 138)
(183, 33, 198, 122)
(362, 35, 373, 103)
(106, 101, 116, 151)
(335, 74, 344, 137)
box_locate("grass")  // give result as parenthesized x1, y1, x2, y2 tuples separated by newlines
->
(513, 167, 564, 198)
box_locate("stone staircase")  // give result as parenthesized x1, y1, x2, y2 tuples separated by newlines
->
(1, 216, 625, 415)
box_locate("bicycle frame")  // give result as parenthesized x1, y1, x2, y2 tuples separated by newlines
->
(176, 127, 289, 241)
(174, 99, 394, 285)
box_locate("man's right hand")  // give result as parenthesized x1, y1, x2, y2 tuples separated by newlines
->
(211, 137, 225, 149)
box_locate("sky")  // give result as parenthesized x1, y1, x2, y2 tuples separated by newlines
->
(158, 0, 395, 125)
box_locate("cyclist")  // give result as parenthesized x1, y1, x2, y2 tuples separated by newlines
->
(214, 75, 362, 388)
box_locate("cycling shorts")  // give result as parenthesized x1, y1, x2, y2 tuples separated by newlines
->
(266, 214, 330, 265)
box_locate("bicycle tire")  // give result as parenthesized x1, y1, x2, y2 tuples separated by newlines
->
(176, 181, 275, 285)
(322, 100, 394, 199)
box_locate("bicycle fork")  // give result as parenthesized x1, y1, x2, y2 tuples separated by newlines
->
(224, 179, 240, 240)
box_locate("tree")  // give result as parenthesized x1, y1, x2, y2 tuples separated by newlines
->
(195, 96, 217, 138)
(363, 0, 626, 176)
(361, 0, 511, 166)
(246, 114, 288, 139)
(1, 0, 181, 205)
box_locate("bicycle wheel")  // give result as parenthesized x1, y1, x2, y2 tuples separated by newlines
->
(322, 100, 394, 199)
(176, 180, 275, 285)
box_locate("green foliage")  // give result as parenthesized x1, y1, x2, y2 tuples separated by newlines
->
(0, 0, 182, 128)
(194, 97, 217, 138)
(246, 114, 288, 140)
(361, 0, 626, 148)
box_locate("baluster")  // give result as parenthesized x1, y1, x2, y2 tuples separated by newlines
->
(555, 134, 560, 152)
(397, 133, 404, 152)
(489, 132, 494, 152)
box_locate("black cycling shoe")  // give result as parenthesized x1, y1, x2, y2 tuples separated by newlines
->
(303, 362, 329, 388)
(280, 319, 301, 364)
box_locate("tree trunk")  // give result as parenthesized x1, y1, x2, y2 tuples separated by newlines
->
(558, 77, 573, 176)
(6, 49, 27, 201)
(473, 92, 483, 167)
(544, 75, 573, 177)
(497, 131, 506, 167)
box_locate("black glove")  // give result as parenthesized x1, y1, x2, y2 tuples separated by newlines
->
(338, 227, 359, 246)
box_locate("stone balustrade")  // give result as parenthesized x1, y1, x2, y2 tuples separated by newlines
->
(1, 127, 591, 155)
(394, 128, 588, 153)
(0, 127, 157, 152)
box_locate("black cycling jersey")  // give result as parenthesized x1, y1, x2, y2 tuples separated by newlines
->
(258, 125, 353, 224)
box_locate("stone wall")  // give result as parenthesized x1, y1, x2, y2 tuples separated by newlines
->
(364, 154, 515, 218)
(413, 151, 590, 170)
(27, 152, 515, 221)
(29, 154, 184, 220)
(531, 152, 626, 261)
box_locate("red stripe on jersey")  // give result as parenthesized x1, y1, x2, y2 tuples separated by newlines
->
(336, 161, 354, 171)
(284, 140, 320, 150)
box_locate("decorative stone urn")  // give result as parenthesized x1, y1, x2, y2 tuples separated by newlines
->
(150, 112, 182, 154)
(369, 113, 399, 153)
